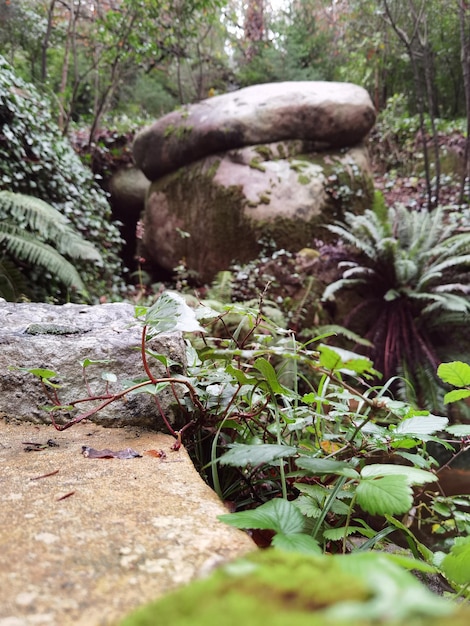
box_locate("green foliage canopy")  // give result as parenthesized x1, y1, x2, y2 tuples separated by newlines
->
(0, 55, 124, 301)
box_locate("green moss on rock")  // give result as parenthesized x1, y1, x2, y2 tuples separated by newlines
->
(120, 549, 469, 626)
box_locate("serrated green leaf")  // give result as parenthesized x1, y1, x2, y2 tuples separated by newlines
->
(444, 389, 470, 404)
(390, 437, 421, 449)
(441, 537, 470, 584)
(446, 424, 470, 436)
(437, 361, 470, 387)
(318, 345, 377, 377)
(395, 415, 448, 436)
(296, 456, 360, 478)
(323, 525, 364, 541)
(360, 464, 437, 485)
(318, 345, 343, 370)
(272, 532, 321, 554)
(394, 451, 433, 469)
(356, 475, 413, 515)
(218, 498, 305, 535)
(219, 443, 297, 467)
(293, 496, 321, 518)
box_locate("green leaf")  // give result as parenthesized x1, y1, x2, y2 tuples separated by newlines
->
(293, 496, 322, 518)
(144, 291, 205, 336)
(296, 456, 359, 478)
(437, 361, 470, 387)
(356, 475, 413, 515)
(394, 451, 433, 469)
(225, 364, 257, 386)
(272, 532, 321, 554)
(318, 345, 343, 371)
(444, 389, 470, 404)
(253, 357, 285, 394)
(360, 464, 438, 486)
(219, 443, 298, 467)
(12, 366, 58, 380)
(80, 358, 111, 368)
(218, 499, 305, 535)
(125, 382, 169, 396)
(318, 345, 377, 377)
(395, 414, 448, 436)
(446, 424, 470, 436)
(441, 537, 470, 584)
(323, 526, 365, 541)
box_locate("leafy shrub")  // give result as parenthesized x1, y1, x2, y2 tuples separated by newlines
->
(322, 194, 470, 411)
(0, 55, 124, 302)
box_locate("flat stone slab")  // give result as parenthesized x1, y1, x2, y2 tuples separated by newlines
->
(133, 81, 376, 180)
(0, 419, 255, 626)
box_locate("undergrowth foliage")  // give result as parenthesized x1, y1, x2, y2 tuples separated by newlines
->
(0, 55, 124, 301)
(16, 290, 470, 598)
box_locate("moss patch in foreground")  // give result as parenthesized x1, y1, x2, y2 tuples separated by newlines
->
(119, 549, 469, 626)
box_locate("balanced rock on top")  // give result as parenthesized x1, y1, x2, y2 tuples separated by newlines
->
(133, 81, 376, 180)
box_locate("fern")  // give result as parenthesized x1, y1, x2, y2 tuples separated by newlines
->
(322, 194, 470, 412)
(0, 191, 103, 299)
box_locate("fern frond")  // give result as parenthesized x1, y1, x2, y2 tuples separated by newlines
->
(0, 226, 86, 293)
(418, 254, 470, 288)
(0, 191, 102, 263)
(322, 278, 366, 301)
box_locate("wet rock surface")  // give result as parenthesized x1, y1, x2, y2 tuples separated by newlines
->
(0, 419, 256, 626)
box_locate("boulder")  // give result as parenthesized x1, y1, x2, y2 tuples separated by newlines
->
(133, 81, 376, 180)
(107, 166, 151, 269)
(108, 166, 150, 224)
(140, 141, 373, 282)
(0, 302, 186, 429)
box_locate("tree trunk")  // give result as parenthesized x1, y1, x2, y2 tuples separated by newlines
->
(458, 0, 470, 203)
(40, 0, 57, 82)
(244, 0, 265, 61)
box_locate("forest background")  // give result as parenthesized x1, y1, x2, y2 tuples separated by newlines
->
(3, 2, 470, 594)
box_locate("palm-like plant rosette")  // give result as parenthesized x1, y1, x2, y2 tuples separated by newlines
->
(322, 197, 470, 408)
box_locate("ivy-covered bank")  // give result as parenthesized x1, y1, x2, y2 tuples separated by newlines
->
(0, 56, 124, 302)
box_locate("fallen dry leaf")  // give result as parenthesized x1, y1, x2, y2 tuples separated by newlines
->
(144, 449, 167, 459)
(81, 446, 142, 459)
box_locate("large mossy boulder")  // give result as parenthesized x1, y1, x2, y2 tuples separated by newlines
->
(133, 81, 375, 283)
(141, 141, 373, 282)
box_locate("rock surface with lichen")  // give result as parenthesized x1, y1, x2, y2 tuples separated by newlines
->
(0, 302, 185, 429)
